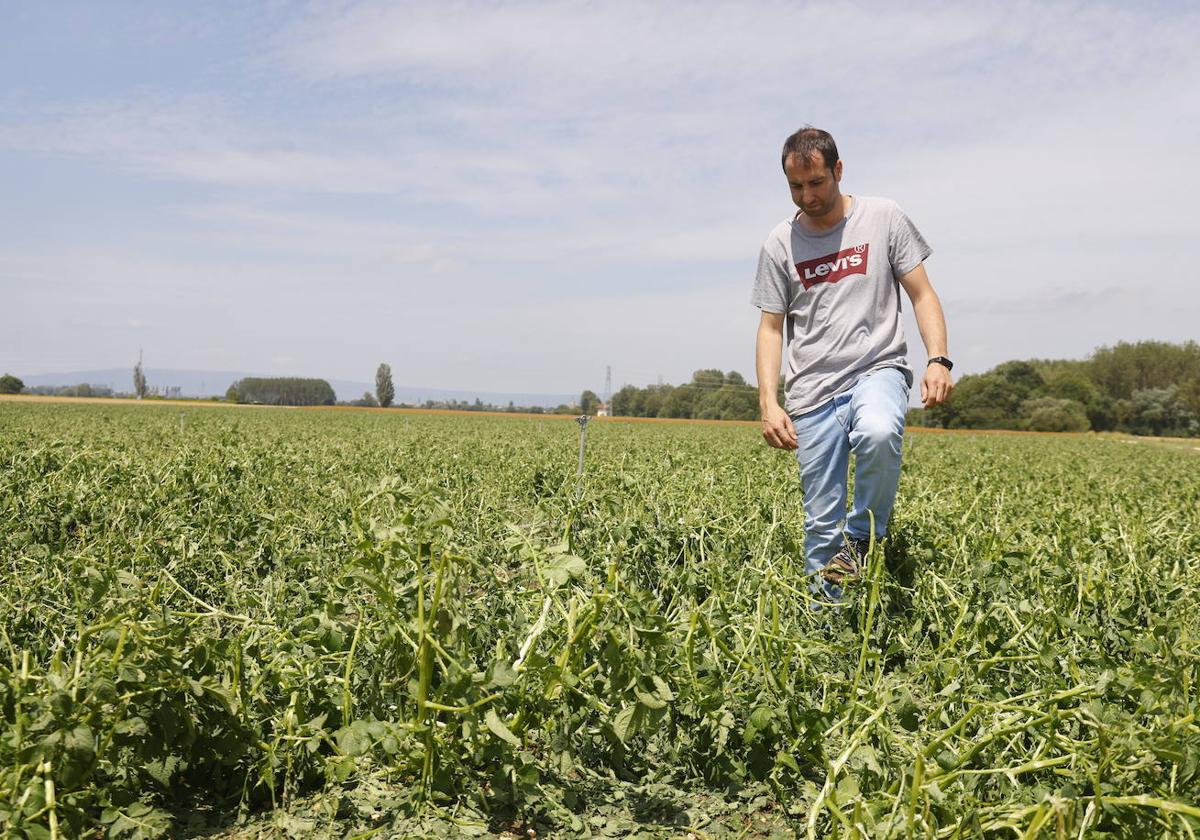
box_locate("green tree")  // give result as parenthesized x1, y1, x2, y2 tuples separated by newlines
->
(1040, 370, 1099, 406)
(1180, 379, 1200, 418)
(1020, 398, 1090, 432)
(691, 369, 725, 389)
(225, 383, 240, 403)
(660, 385, 700, 418)
(234, 377, 335, 406)
(992, 360, 1045, 398)
(133, 354, 147, 400)
(375, 363, 395, 408)
(1090, 340, 1200, 400)
(1127, 386, 1199, 437)
(696, 385, 758, 420)
(1039, 370, 1108, 430)
(580, 390, 600, 415)
(641, 385, 672, 418)
(0, 374, 23, 394)
(611, 385, 642, 417)
(928, 372, 1026, 429)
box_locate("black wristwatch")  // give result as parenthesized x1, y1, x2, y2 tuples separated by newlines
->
(928, 356, 953, 371)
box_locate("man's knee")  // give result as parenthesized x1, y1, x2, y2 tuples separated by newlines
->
(852, 414, 903, 455)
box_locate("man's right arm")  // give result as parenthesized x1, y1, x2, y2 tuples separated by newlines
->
(756, 311, 798, 450)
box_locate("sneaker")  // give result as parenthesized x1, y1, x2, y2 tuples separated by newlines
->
(821, 536, 870, 585)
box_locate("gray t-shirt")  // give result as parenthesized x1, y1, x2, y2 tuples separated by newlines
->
(751, 195, 931, 416)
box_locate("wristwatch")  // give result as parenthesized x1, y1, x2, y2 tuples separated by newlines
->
(928, 356, 953, 371)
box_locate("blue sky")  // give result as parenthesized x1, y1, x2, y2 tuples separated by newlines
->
(3, 1, 1198, 395)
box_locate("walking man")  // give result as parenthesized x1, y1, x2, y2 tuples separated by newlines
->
(752, 126, 953, 599)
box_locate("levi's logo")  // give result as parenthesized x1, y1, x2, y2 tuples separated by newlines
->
(795, 243, 869, 290)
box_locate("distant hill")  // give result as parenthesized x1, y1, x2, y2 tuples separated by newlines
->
(16, 368, 578, 409)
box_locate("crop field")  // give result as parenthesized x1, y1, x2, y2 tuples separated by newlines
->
(1, 400, 1198, 839)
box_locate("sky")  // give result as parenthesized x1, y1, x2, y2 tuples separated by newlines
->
(2, 0, 1199, 397)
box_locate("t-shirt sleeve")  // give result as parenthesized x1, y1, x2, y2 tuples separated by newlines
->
(888, 203, 932, 277)
(750, 237, 790, 313)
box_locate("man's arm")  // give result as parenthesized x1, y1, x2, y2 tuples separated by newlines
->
(897, 263, 953, 408)
(756, 311, 798, 449)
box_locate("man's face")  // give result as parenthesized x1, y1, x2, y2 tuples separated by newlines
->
(784, 152, 843, 219)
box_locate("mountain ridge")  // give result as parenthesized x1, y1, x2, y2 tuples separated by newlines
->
(14, 368, 580, 408)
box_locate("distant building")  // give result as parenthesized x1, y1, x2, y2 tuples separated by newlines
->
(597, 402, 611, 417)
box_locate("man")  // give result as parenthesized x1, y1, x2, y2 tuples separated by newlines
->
(751, 126, 952, 600)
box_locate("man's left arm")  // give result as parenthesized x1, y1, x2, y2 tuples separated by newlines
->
(898, 263, 953, 408)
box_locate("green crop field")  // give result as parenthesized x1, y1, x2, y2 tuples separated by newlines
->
(1, 401, 1198, 839)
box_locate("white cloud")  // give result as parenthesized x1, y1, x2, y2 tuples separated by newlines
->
(3, 1, 1199, 386)
(279, 2, 987, 91)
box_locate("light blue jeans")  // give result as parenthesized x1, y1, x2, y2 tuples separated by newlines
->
(790, 366, 910, 598)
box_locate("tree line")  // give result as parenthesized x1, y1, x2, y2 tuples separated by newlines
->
(611, 370, 764, 420)
(8, 341, 1197, 436)
(226, 378, 336, 406)
(915, 340, 1200, 437)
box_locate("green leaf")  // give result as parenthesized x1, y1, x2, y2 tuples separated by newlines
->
(336, 720, 374, 756)
(125, 802, 153, 818)
(544, 553, 586, 586)
(487, 658, 517, 688)
(744, 706, 774, 743)
(113, 717, 148, 739)
(834, 774, 860, 801)
(776, 751, 801, 773)
(849, 744, 883, 781)
(611, 704, 643, 744)
(634, 688, 667, 709)
(59, 724, 96, 787)
(484, 709, 521, 747)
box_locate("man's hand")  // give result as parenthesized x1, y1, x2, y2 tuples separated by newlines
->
(921, 362, 954, 408)
(761, 402, 798, 450)
(897, 264, 954, 409)
(756, 311, 797, 449)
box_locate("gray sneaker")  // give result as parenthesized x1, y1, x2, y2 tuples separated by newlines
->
(821, 536, 871, 585)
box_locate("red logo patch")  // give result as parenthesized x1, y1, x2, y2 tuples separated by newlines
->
(795, 243, 869, 290)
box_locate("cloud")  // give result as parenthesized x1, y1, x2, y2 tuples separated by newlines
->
(278, 2, 987, 92)
(943, 284, 1119, 318)
(0, 97, 409, 194)
(62, 317, 149, 331)
(177, 203, 464, 273)
(3, 2, 1199, 386)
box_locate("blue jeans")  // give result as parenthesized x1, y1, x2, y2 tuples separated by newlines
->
(790, 366, 910, 598)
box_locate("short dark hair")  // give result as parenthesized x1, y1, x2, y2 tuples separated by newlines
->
(781, 126, 839, 173)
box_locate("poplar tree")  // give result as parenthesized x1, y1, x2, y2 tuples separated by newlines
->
(376, 363, 395, 408)
(133, 352, 147, 400)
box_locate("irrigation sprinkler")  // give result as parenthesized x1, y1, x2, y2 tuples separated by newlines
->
(575, 414, 589, 500)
